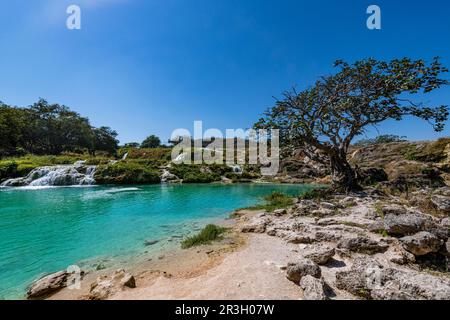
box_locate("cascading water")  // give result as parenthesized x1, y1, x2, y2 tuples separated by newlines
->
(0, 163, 97, 187)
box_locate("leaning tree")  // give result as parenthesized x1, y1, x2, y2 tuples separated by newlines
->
(255, 58, 449, 191)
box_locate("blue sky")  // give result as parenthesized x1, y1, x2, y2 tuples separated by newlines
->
(0, 0, 449, 144)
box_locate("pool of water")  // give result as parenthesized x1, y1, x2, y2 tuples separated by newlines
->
(0, 183, 315, 299)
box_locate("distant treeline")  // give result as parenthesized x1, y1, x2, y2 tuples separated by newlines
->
(0, 99, 119, 157)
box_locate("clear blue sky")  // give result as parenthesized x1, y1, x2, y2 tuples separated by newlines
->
(0, 0, 449, 144)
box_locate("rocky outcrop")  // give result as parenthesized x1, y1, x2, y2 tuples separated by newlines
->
(27, 270, 83, 299)
(89, 269, 136, 300)
(300, 275, 327, 300)
(400, 232, 443, 256)
(303, 245, 335, 265)
(335, 257, 450, 300)
(337, 236, 389, 254)
(236, 185, 450, 300)
(286, 259, 321, 284)
(431, 195, 450, 214)
(383, 213, 434, 236)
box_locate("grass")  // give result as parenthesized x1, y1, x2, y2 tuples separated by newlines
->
(244, 191, 294, 212)
(181, 224, 227, 249)
(299, 187, 330, 200)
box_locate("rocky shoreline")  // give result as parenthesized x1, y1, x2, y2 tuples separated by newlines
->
(238, 186, 450, 300)
(26, 184, 449, 300)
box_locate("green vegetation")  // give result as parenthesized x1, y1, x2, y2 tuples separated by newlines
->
(299, 187, 330, 200)
(403, 138, 450, 162)
(245, 191, 294, 212)
(168, 164, 230, 183)
(140, 135, 161, 149)
(0, 99, 118, 157)
(354, 135, 407, 147)
(94, 162, 161, 185)
(181, 224, 227, 249)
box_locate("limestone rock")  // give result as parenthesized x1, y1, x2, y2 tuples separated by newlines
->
(300, 275, 327, 300)
(89, 269, 136, 300)
(431, 195, 450, 213)
(304, 245, 335, 265)
(383, 213, 433, 236)
(273, 209, 287, 216)
(27, 271, 70, 299)
(400, 232, 443, 256)
(337, 236, 389, 254)
(286, 259, 321, 284)
(381, 204, 407, 216)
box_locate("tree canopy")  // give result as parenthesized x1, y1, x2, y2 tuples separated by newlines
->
(255, 57, 449, 190)
(141, 135, 161, 148)
(0, 99, 118, 157)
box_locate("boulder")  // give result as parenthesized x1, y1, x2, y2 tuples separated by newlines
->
(285, 233, 315, 244)
(320, 202, 337, 210)
(89, 269, 136, 300)
(311, 208, 335, 217)
(400, 232, 443, 256)
(381, 204, 407, 216)
(337, 236, 389, 254)
(431, 195, 450, 213)
(335, 258, 384, 299)
(304, 245, 335, 265)
(383, 213, 433, 236)
(27, 271, 70, 299)
(286, 259, 321, 283)
(300, 275, 327, 300)
(273, 209, 287, 217)
(441, 217, 450, 229)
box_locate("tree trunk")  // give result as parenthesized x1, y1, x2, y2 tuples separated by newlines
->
(329, 151, 361, 192)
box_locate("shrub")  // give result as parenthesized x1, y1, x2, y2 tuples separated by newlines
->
(0, 161, 18, 181)
(245, 191, 294, 212)
(181, 224, 227, 249)
(299, 188, 330, 200)
(94, 162, 161, 185)
(169, 164, 222, 183)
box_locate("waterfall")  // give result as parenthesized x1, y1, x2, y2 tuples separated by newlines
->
(121, 152, 129, 161)
(1, 163, 97, 187)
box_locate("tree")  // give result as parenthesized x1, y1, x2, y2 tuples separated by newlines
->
(0, 99, 120, 157)
(91, 126, 119, 156)
(255, 58, 449, 191)
(141, 135, 161, 148)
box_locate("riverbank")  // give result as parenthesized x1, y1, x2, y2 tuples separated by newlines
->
(46, 186, 450, 300)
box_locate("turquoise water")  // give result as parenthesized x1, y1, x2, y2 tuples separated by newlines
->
(0, 183, 314, 299)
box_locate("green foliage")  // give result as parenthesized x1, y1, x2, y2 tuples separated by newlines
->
(141, 135, 161, 148)
(0, 99, 118, 158)
(169, 164, 224, 183)
(181, 224, 227, 249)
(299, 188, 330, 200)
(94, 162, 161, 185)
(245, 191, 294, 212)
(354, 135, 407, 147)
